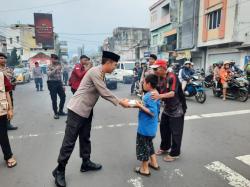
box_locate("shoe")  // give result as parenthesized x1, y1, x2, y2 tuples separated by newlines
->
(7, 123, 18, 130)
(40, 89, 43, 91)
(36, 89, 39, 92)
(52, 167, 66, 187)
(58, 111, 67, 116)
(184, 91, 189, 96)
(80, 160, 102, 172)
(54, 114, 60, 119)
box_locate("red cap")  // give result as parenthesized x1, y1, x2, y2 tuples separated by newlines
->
(151, 59, 167, 69)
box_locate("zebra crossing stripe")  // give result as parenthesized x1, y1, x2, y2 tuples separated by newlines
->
(205, 161, 250, 187)
(236, 155, 250, 166)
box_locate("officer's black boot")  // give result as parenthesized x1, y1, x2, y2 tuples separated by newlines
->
(80, 159, 102, 172)
(52, 165, 66, 187)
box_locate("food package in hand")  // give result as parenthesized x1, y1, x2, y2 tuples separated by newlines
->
(128, 100, 137, 107)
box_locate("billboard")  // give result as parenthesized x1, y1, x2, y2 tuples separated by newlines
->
(34, 13, 54, 49)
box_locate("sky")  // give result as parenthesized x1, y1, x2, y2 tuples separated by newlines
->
(0, 0, 157, 56)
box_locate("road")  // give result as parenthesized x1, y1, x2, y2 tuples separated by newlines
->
(0, 81, 250, 187)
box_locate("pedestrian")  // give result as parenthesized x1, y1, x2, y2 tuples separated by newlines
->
(132, 74, 160, 176)
(47, 54, 66, 119)
(62, 63, 70, 86)
(0, 53, 18, 130)
(32, 62, 43, 91)
(131, 62, 140, 95)
(0, 71, 17, 168)
(52, 51, 130, 187)
(69, 55, 91, 94)
(151, 60, 187, 162)
(139, 54, 157, 93)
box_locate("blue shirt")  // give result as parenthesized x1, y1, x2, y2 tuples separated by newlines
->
(137, 92, 160, 137)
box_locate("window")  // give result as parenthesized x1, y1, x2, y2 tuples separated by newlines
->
(16, 36, 19, 43)
(151, 11, 158, 25)
(207, 9, 222, 30)
(10, 38, 12, 44)
(153, 35, 158, 46)
(162, 4, 170, 17)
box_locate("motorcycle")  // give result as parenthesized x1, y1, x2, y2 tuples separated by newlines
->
(185, 76, 207, 104)
(212, 76, 249, 102)
(203, 73, 214, 88)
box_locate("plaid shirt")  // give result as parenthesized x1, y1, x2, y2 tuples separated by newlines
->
(0, 66, 14, 81)
(47, 63, 62, 82)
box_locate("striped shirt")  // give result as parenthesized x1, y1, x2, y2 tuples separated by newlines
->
(47, 63, 62, 81)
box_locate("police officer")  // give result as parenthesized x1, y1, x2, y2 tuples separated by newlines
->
(52, 51, 130, 187)
(47, 54, 66, 119)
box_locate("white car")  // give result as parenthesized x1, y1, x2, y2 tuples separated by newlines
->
(113, 61, 135, 83)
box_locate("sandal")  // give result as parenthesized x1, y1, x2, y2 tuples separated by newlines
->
(149, 163, 160, 170)
(163, 155, 179, 162)
(6, 158, 17, 168)
(134, 167, 151, 177)
(156, 149, 168, 155)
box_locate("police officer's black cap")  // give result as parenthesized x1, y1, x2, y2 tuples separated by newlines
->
(0, 52, 7, 59)
(150, 54, 157, 60)
(102, 51, 120, 62)
(51, 54, 59, 60)
(80, 55, 90, 60)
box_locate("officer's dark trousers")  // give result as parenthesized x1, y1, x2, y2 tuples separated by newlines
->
(160, 113, 184, 157)
(58, 109, 93, 167)
(47, 81, 66, 114)
(0, 115, 13, 160)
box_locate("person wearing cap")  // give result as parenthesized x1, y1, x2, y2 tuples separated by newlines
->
(69, 55, 91, 94)
(32, 62, 43, 91)
(179, 61, 193, 94)
(220, 61, 233, 101)
(47, 54, 67, 119)
(151, 59, 187, 162)
(0, 53, 18, 131)
(52, 51, 130, 187)
(139, 54, 158, 93)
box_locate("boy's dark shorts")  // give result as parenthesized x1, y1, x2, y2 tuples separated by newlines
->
(136, 133, 155, 161)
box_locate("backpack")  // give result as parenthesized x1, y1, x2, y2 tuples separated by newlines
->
(0, 72, 8, 116)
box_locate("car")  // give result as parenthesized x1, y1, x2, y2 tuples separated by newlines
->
(14, 67, 31, 84)
(105, 73, 118, 90)
(113, 61, 135, 83)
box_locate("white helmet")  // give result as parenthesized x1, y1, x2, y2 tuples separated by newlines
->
(184, 61, 191, 65)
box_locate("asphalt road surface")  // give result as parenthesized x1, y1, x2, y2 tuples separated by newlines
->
(0, 81, 250, 187)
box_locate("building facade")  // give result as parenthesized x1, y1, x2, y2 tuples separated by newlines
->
(103, 27, 150, 61)
(198, 0, 250, 71)
(0, 35, 7, 54)
(149, 0, 177, 62)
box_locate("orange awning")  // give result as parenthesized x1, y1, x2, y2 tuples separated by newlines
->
(164, 29, 177, 37)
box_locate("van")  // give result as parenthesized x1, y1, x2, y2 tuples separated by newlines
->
(113, 61, 135, 83)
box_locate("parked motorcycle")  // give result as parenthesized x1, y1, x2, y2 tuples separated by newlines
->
(212, 76, 249, 102)
(185, 76, 207, 104)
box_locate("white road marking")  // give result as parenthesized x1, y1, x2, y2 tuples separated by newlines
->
(127, 177, 144, 187)
(169, 169, 184, 180)
(128, 123, 137, 126)
(201, 110, 250, 118)
(93, 126, 103, 129)
(116, 124, 125, 127)
(236, 155, 250, 166)
(55, 131, 65, 135)
(107, 125, 115, 128)
(29, 134, 38, 137)
(185, 115, 201, 120)
(205, 161, 250, 187)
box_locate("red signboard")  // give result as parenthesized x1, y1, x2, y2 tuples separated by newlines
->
(34, 13, 54, 49)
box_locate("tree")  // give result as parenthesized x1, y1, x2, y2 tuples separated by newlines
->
(7, 48, 20, 67)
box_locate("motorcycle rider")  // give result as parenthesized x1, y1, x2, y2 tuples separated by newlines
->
(230, 61, 243, 75)
(131, 62, 140, 95)
(244, 60, 250, 93)
(219, 61, 233, 101)
(178, 61, 193, 95)
(213, 62, 223, 89)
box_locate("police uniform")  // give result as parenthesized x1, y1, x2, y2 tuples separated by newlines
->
(54, 52, 121, 184)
